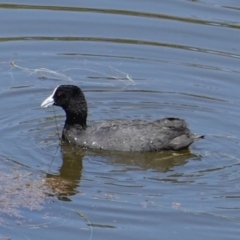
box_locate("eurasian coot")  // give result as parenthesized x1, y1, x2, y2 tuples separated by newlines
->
(41, 85, 203, 152)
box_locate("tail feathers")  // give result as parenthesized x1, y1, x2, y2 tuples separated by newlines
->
(193, 134, 204, 140)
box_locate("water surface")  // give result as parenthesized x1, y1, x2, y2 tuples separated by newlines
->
(0, 0, 240, 239)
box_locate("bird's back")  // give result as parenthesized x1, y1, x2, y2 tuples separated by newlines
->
(63, 118, 203, 152)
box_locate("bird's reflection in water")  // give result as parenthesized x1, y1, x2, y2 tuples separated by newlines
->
(94, 149, 199, 173)
(46, 144, 85, 201)
(45, 143, 201, 200)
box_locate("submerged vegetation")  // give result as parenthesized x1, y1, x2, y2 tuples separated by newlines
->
(0, 164, 81, 219)
(0, 166, 48, 219)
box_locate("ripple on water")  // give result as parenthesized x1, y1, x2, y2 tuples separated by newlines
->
(1, 0, 240, 239)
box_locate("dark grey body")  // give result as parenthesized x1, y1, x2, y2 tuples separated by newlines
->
(41, 85, 204, 152)
(62, 118, 203, 152)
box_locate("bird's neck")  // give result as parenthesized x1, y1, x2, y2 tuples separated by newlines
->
(64, 111, 87, 130)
